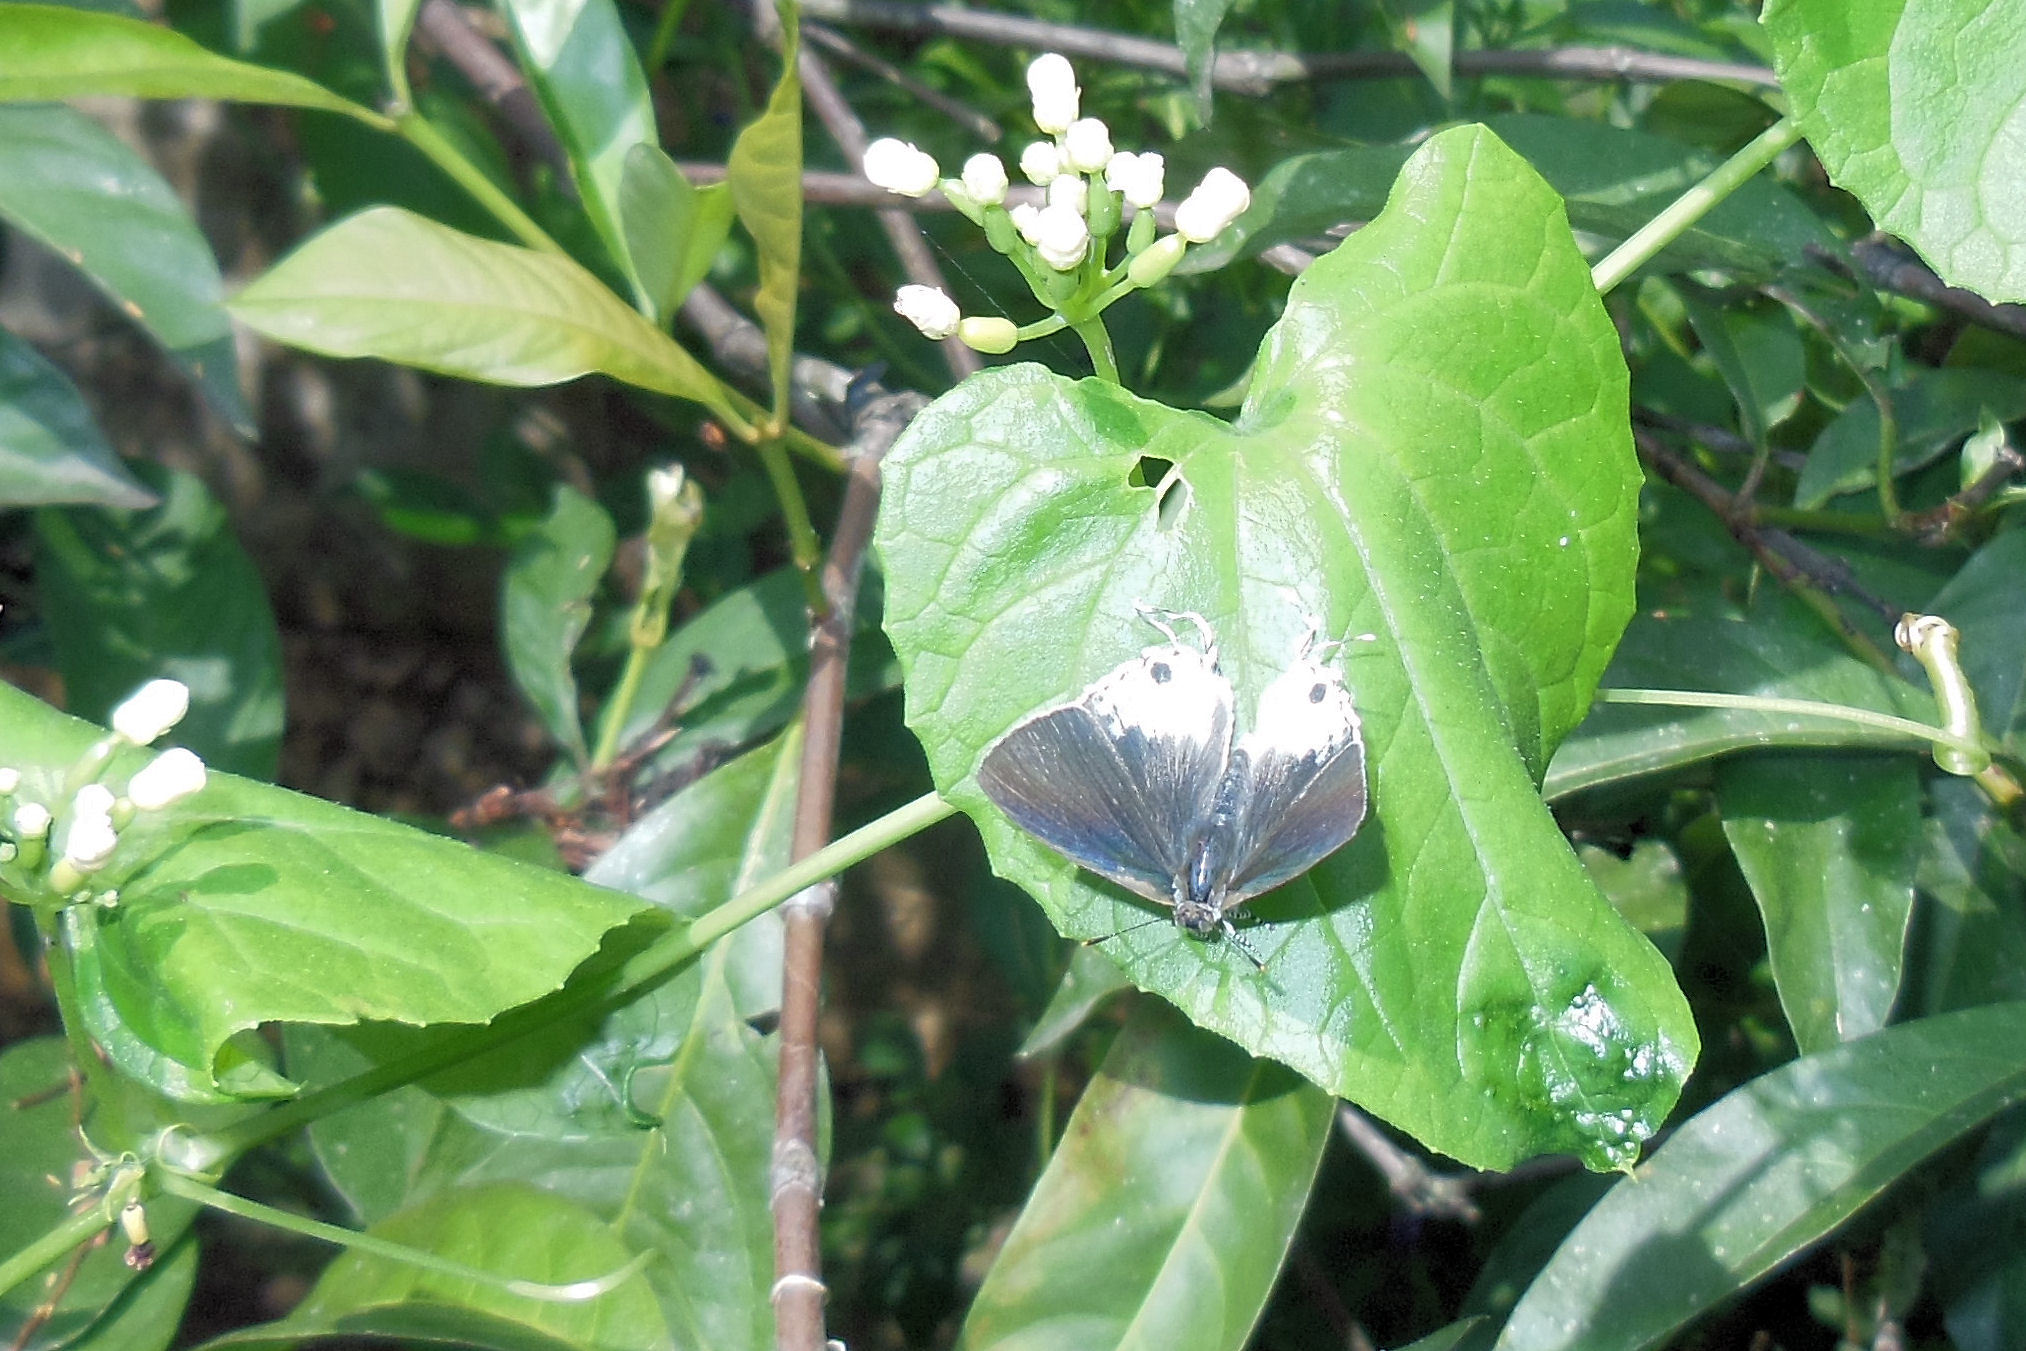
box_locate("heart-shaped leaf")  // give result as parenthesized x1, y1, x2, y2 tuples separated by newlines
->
(875, 125, 1696, 1171)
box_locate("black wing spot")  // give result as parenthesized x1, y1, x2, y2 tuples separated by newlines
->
(1150, 661, 1172, 683)
(1309, 682, 1327, 703)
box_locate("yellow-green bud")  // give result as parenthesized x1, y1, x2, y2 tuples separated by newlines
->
(1127, 234, 1187, 288)
(957, 317, 1018, 354)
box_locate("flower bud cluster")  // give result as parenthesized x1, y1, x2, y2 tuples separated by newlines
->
(861, 52, 1252, 356)
(3, 678, 209, 903)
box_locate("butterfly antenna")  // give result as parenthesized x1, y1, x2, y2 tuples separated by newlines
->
(1131, 602, 1218, 656)
(1084, 914, 1169, 949)
(1220, 918, 1270, 971)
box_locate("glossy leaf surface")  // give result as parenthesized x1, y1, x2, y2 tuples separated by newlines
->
(1764, 0, 2026, 302)
(960, 1001, 1334, 1351)
(0, 327, 154, 509)
(1498, 1002, 2026, 1351)
(877, 125, 1695, 1170)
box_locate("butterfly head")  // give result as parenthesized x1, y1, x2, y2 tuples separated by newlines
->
(1170, 896, 1226, 938)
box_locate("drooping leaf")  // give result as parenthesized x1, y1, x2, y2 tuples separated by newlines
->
(960, 1001, 1334, 1351)
(877, 125, 1695, 1171)
(1675, 286, 1805, 450)
(1763, 0, 2026, 302)
(0, 104, 251, 432)
(620, 144, 735, 322)
(497, 0, 658, 300)
(35, 464, 284, 777)
(1717, 752, 1920, 1052)
(1497, 1002, 2026, 1351)
(725, 5, 802, 421)
(1173, 0, 1236, 119)
(501, 484, 615, 765)
(229, 207, 735, 420)
(0, 327, 155, 509)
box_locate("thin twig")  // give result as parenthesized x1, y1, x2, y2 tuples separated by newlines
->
(1901, 439, 2026, 544)
(770, 383, 927, 1351)
(412, 0, 568, 173)
(1335, 1105, 1482, 1224)
(805, 21, 1002, 142)
(788, 0, 1779, 93)
(1842, 237, 2026, 343)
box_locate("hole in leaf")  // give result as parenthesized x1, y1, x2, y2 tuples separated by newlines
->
(1130, 455, 1190, 531)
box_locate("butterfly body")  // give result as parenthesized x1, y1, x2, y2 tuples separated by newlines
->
(978, 612, 1368, 952)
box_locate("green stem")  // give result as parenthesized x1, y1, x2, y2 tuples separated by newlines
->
(205, 790, 958, 1158)
(644, 0, 697, 72)
(40, 911, 116, 1119)
(0, 1207, 107, 1302)
(1016, 314, 1071, 343)
(1591, 117, 1803, 295)
(591, 643, 655, 770)
(153, 1174, 648, 1302)
(394, 112, 563, 256)
(756, 440, 828, 615)
(1070, 318, 1121, 384)
(1595, 687, 1990, 759)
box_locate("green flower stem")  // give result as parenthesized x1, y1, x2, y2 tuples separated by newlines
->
(38, 912, 117, 1122)
(204, 790, 959, 1159)
(756, 439, 829, 615)
(1591, 116, 1803, 296)
(0, 1206, 108, 1302)
(153, 1173, 650, 1302)
(394, 112, 562, 257)
(590, 643, 654, 771)
(644, 0, 696, 72)
(1071, 317, 1121, 383)
(1595, 687, 1992, 760)
(1015, 314, 1070, 342)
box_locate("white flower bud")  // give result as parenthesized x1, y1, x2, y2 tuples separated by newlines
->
(1033, 203, 1090, 270)
(1018, 140, 1061, 186)
(1062, 118, 1113, 174)
(14, 802, 51, 839)
(961, 153, 1009, 206)
(863, 138, 941, 198)
(1106, 151, 1165, 209)
(60, 810, 117, 872)
(1046, 175, 1088, 215)
(1174, 166, 1252, 243)
(127, 748, 208, 811)
(647, 465, 688, 513)
(957, 316, 1019, 354)
(111, 679, 190, 745)
(893, 284, 962, 340)
(1026, 53, 1079, 134)
(74, 784, 115, 819)
(1010, 202, 1044, 245)
(0, 768, 18, 795)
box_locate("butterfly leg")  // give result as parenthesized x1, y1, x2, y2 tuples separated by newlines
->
(1132, 601, 1218, 655)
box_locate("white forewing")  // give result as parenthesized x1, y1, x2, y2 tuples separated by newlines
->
(1220, 655, 1367, 903)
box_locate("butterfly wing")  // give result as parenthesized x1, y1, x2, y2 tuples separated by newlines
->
(979, 642, 1234, 904)
(1216, 656, 1367, 904)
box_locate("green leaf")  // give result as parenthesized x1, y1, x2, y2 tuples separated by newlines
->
(1914, 776, 2026, 1014)
(35, 464, 284, 777)
(1189, 113, 1836, 278)
(0, 1038, 202, 1351)
(1792, 366, 2026, 508)
(1763, 0, 2026, 303)
(0, 4, 375, 117)
(620, 144, 735, 322)
(1017, 943, 1129, 1058)
(0, 327, 155, 509)
(497, 0, 657, 300)
(299, 736, 795, 1348)
(0, 682, 645, 1102)
(1496, 1002, 2026, 1351)
(1717, 752, 1920, 1052)
(959, 1001, 1334, 1351)
(229, 207, 734, 419)
(1676, 287, 1804, 449)
(877, 125, 1694, 1171)
(1546, 592, 1933, 799)
(724, 8, 802, 421)
(1925, 1108, 2026, 1351)
(0, 104, 251, 433)
(206, 1184, 666, 1351)
(502, 485, 615, 765)
(377, 0, 422, 92)
(1173, 0, 1236, 119)
(1577, 841, 1687, 965)
(1929, 527, 2026, 755)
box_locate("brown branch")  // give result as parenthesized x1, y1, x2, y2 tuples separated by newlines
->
(770, 382, 927, 1351)
(1335, 1105, 1482, 1224)
(1844, 237, 2026, 343)
(412, 0, 567, 172)
(805, 21, 1002, 142)
(789, 0, 1778, 94)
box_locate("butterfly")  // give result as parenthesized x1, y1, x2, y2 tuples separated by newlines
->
(977, 607, 1369, 961)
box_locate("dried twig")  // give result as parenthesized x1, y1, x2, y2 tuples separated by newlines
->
(770, 382, 927, 1351)
(1844, 237, 2026, 343)
(806, 21, 1002, 142)
(1335, 1104, 1482, 1224)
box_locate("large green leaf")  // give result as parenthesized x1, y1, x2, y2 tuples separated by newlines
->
(1717, 752, 1920, 1052)
(203, 1185, 665, 1351)
(1497, 1002, 2026, 1351)
(36, 464, 284, 778)
(724, 4, 802, 420)
(0, 682, 645, 1103)
(496, 0, 657, 301)
(0, 327, 154, 509)
(0, 104, 250, 432)
(960, 1001, 1334, 1351)
(876, 125, 1694, 1171)
(1763, 0, 2026, 302)
(298, 736, 795, 1350)
(228, 207, 734, 419)
(0, 4, 374, 115)
(501, 484, 615, 765)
